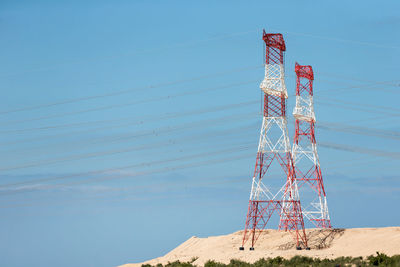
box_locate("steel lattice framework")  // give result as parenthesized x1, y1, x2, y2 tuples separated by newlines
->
(292, 63, 331, 229)
(240, 30, 308, 251)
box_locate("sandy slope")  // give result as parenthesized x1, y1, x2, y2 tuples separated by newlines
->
(121, 227, 400, 267)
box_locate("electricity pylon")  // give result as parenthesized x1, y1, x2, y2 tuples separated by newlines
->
(292, 63, 331, 228)
(240, 30, 308, 251)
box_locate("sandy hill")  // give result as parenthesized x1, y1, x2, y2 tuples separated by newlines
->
(121, 227, 400, 267)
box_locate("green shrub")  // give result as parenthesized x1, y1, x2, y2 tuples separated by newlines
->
(253, 258, 274, 267)
(367, 252, 395, 266)
(287, 255, 315, 265)
(227, 259, 251, 267)
(164, 261, 194, 267)
(269, 256, 284, 265)
(142, 254, 400, 267)
(205, 260, 226, 267)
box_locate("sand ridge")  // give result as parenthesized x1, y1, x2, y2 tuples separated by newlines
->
(121, 227, 400, 267)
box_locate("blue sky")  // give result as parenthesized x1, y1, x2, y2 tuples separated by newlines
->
(0, 1, 399, 266)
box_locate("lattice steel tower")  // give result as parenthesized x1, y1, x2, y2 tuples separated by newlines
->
(292, 63, 331, 228)
(240, 30, 308, 251)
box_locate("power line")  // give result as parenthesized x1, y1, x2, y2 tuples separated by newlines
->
(0, 99, 257, 147)
(1, 117, 399, 190)
(0, 29, 258, 79)
(285, 31, 400, 50)
(0, 80, 257, 127)
(1, 67, 397, 121)
(315, 100, 400, 117)
(0, 154, 254, 209)
(1, 77, 397, 135)
(0, 118, 257, 172)
(3, 98, 398, 160)
(320, 141, 400, 159)
(1, 106, 399, 172)
(0, 112, 257, 155)
(0, 65, 261, 116)
(318, 122, 400, 141)
(0, 142, 396, 208)
(316, 95, 400, 114)
(0, 144, 254, 195)
(316, 72, 400, 88)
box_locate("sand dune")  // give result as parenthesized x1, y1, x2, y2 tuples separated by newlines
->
(121, 227, 400, 266)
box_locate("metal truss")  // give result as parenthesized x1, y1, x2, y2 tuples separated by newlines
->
(292, 63, 331, 229)
(258, 117, 290, 154)
(260, 64, 288, 98)
(240, 31, 308, 251)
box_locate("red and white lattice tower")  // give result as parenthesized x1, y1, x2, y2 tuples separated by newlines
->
(239, 30, 308, 251)
(292, 63, 331, 228)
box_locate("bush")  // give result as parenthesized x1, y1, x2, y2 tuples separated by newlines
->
(227, 259, 251, 267)
(205, 260, 226, 267)
(367, 252, 394, 266)
(253, 258, 274, 267)
(164, 261, 195, 267)
(142, 254, 400, 267)
(287, 255, 315, 265)
(269, 256, 284, 265)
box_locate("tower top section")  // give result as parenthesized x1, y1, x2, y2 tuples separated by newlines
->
(295, 62, 314, 81)
(260, 30, 287, 98)
(294, 62, 314, 96)
(262, 29, 286, 52)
